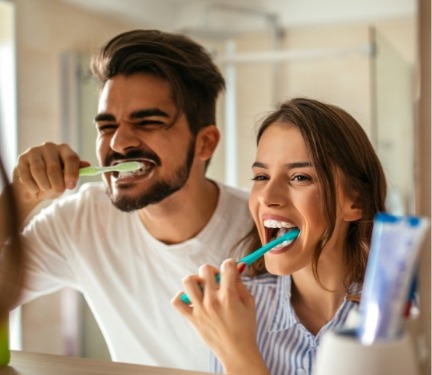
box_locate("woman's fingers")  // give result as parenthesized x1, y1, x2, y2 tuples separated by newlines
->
(171, 260, 248, 314)
(171, 291, 193, 316)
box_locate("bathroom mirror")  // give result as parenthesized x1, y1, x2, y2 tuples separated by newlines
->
(3, 0, 428, 372)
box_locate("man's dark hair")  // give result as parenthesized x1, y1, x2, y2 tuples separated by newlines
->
(91, 29, 226, 135)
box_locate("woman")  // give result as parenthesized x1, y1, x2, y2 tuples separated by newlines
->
(172, 98, 387, 375)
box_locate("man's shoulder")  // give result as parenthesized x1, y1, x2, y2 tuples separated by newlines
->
(55, 181, 109, 210)
(76, 181, 106, 194)
(217, 181, 249, 201)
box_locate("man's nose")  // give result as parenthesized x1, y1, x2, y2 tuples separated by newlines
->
(110, 124, 141, 153)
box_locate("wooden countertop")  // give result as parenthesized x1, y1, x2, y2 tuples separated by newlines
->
(0, 351, 214, 375)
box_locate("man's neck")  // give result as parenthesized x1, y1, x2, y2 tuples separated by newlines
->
(137, 178, 219, 244)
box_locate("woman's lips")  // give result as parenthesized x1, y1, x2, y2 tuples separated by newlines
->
(262, 216, 299, 255)
(263, 218, 298, 241)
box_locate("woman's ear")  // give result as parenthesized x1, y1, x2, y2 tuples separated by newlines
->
(336, 172, 363, 222)
(343, 195, 363, 222)
(195, 125, 220, 161)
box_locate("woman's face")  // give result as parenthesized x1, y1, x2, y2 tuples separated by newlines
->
(249, 122, 355, 276)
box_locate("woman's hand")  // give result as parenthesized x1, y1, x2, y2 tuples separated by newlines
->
(171, 259, 270, 375)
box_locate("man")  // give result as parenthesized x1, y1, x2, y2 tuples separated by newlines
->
(12, 30, 258, 371)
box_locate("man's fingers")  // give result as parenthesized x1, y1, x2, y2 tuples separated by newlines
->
(15, 143, 81, 196)
(58, 144, 81, 189)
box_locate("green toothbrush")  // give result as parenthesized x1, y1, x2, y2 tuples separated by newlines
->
(78, 161, 143, 177)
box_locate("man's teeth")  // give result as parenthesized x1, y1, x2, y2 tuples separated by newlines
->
(118, 167, 147, 178)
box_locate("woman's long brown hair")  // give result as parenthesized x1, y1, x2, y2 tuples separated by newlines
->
(256, 98, 388, 299)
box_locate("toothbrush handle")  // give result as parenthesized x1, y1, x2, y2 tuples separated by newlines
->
(180, 229, 300, 304)
(78, 166, 100, 176)
(239, 228, 300, 266)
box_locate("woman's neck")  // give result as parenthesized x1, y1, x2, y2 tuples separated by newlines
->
(290, 268, 347, 336)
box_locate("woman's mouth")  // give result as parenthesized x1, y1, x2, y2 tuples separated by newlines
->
(263, 219, 299, 252)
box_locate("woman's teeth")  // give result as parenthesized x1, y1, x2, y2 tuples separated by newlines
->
(272, 237, 295, 250)
(264, 219, 296, 229)
(263, 219, 298, 247)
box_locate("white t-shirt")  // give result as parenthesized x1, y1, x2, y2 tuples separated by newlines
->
(20, 181, 255, 371)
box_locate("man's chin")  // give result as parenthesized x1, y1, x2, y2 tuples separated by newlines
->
(106, 189, 146, 212)
(111, 201, 142, 212)
(106, 189, 168, 212)
(105, 177, 188, 212)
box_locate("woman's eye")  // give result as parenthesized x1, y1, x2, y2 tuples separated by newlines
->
(292, 174, 312, 182)
(251, 175, 268, 182)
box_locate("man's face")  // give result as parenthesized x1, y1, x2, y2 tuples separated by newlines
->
(94, 73, 196, 211)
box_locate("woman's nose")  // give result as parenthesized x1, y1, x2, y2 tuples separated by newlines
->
(110, 124, 141, 153)
(257, 179, 288, 208)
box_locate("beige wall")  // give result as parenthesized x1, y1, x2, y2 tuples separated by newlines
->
(207, 19, 415, 195)
(0, 2, 13, 40)
(15, 0, 131, 152)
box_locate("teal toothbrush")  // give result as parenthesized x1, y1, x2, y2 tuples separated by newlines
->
(180, 228, 300, 304)
(79, 161, 143, 177)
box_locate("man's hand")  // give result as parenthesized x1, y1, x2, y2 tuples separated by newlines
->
(12, 142, 90, 224)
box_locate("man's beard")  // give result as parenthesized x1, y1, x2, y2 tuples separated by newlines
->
(106, 139, 196, 212)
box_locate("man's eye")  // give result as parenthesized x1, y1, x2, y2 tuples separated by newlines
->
(136, 120, 166, 128)
(97, 125, 117, 134)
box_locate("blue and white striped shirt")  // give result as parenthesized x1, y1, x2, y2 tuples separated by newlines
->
(210, 274, 360, 375)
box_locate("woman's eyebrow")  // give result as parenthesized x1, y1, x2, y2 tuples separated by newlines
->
(252, 161, 312, 169)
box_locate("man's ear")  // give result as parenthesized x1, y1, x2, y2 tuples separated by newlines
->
(195, 125, 220, 161)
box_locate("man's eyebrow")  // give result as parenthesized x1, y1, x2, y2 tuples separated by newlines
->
(129, 108, 170, 120)
(94, 108, 170, 123)
(94, 113, 115, 123)
(252, 161, 312, 169)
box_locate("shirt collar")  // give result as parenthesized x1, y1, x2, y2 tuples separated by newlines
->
(269, 275, 296, 332)
(268, 275, 361, 334)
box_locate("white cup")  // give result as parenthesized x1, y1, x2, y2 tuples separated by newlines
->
(314, 329, 420, 375)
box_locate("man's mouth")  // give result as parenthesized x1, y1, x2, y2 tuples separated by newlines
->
(111, 159, 156, 180)
(263, 219, 299, 250)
